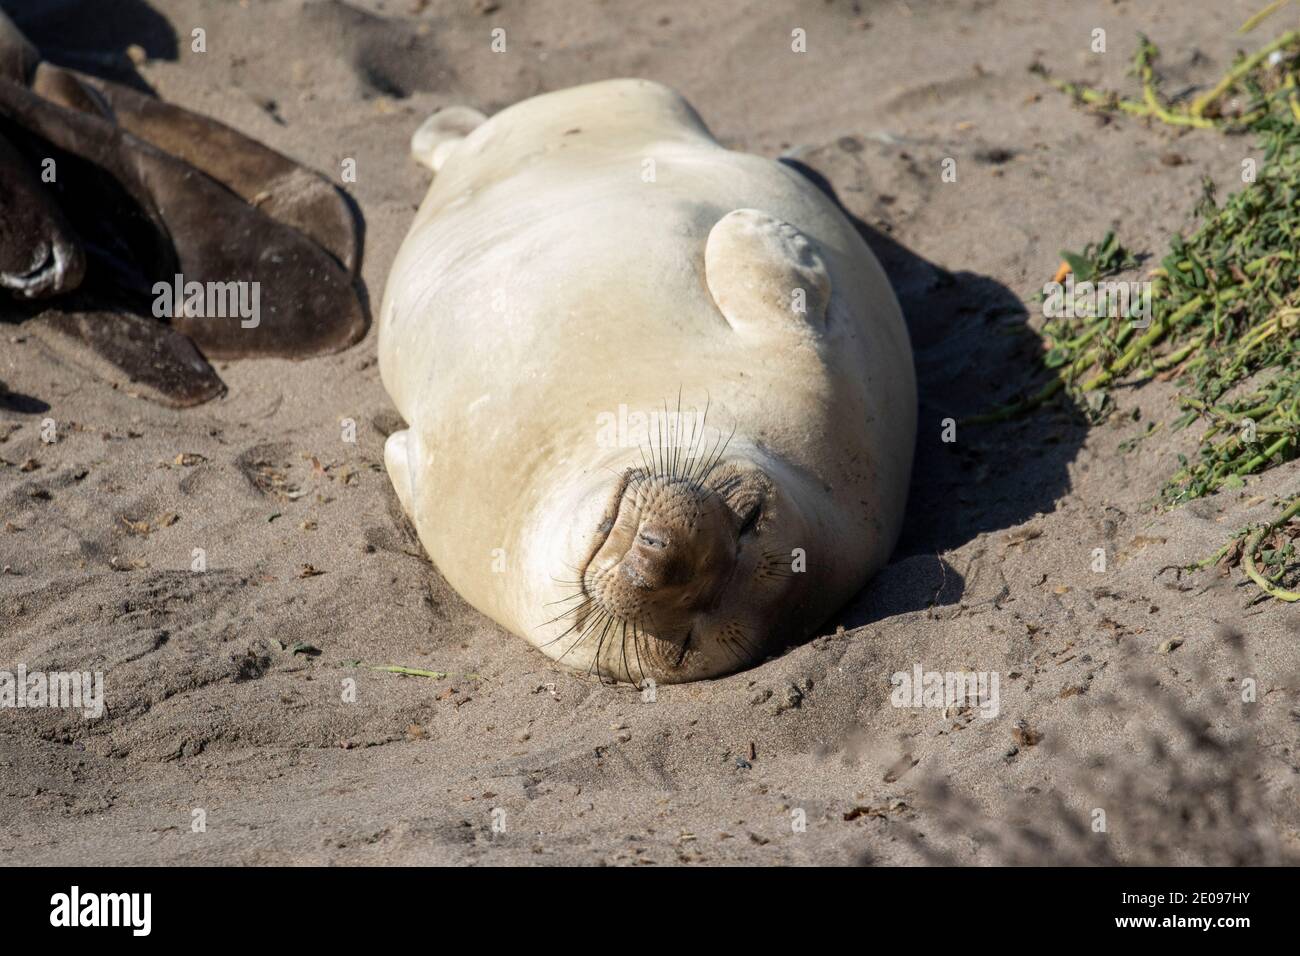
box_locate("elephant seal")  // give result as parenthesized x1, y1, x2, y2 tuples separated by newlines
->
(380, 79, 915, 684)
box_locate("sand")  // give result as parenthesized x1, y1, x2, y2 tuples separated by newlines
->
(1, 0, 1297, 865)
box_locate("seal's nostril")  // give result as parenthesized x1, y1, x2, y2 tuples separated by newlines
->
(636, 529, 668, 549)
(625, 530, 672, 590)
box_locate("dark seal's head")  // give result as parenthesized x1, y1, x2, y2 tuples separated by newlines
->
(549, 448, 817, 684)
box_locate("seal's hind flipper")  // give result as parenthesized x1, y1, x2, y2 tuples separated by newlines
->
(30, 63, 362, 276)
(27, 309, 226, 407)
(705, 208, 832, 338)
(384, 428, 417, 521)
(410, 106, 486, 172)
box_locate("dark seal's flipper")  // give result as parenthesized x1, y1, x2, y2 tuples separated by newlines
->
(27, 309, 226, 408)
(31, 64, 361, 276)
(0, 76, 367, 360)
(0, 128, 85, 298)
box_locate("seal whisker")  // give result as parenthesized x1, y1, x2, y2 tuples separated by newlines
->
(587, 613, 619, 683)
(672, 387, 684, 481)
(631, 620, 647, 689)
(691, 417, 736, 488)
(684, 396, 714, 484)
(655, 398, 667, 478)
(544, 579, 589, 596)
(665, 395, 675, 480)
(674, 625, 693, 668)
(727, 623, 762, 661)
(664, 394, 675, 480)
(539, 596, 594, 629)
(637, 444, 655, 484)
(665, 395, 677, 479)
(718, 636, 746, 667)
(541, 605, 591, 630)
(722, 636, 751, 664)
(540, 606, 596, 649)
(693, 394, 711, 460)
(555, 604, 609, 663)
(619, 618, 632, 685)
(710, 420, 739, 475)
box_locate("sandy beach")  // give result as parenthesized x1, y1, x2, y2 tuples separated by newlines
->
(1, 0, 1297, 864)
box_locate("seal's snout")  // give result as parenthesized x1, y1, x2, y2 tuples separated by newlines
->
(562, 457, 812, 683)
(622, 521, 701, 591)
(591, 478, 737, 625)
(621, 525, 671, 590)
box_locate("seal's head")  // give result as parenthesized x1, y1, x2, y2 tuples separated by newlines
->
(543, 442, 817, 685)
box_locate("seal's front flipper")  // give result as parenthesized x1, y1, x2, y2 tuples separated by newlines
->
(384, 428, 417, 521)
(27, 309, 226, 407)
(705, 208, 832, 338)
(410, 106, 486, 172)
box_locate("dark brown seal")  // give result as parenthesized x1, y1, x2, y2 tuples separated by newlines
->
(0, 7, 367, 405)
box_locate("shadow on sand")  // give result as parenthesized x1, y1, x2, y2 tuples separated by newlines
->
(2, 0, 177, 93)
(782, 159, 1087, 630)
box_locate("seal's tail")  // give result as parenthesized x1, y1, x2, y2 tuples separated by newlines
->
(410, 106, 487, 172)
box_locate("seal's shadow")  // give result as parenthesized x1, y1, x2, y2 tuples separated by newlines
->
(783, 160, 1087, 627)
